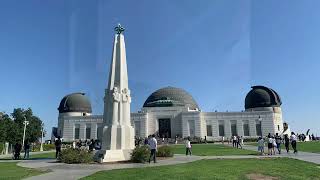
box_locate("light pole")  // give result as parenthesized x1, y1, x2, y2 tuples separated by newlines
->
(258, 115, 262, 137)
(22, 118, 29, 148)
(40, 123, 44, 151)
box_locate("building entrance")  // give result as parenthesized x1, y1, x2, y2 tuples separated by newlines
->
(158, 118, 171, 138)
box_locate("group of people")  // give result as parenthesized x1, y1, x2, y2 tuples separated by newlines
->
(257, 132, 298, 155)
(13, 140, 31, 160)
(231, 135, 243, 149)
(53, 136, 102, 159)
(72, 139, 102, 151)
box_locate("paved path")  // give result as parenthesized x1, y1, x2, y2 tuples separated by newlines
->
(3, 145, 319, 180)
(20, 154, 273, 180)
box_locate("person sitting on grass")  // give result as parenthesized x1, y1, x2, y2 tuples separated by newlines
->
(257, 137, 265, 155)
(185, 137, 192, 156)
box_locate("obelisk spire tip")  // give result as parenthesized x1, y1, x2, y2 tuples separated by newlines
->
(114, 23, 125, 34)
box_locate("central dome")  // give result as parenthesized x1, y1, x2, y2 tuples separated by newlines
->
(58, 93, 92, 113)
(143, 86, 199, 109)
(245, 86, 282, 109)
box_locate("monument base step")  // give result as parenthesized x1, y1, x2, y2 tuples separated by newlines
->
(96, 149, 132, 163)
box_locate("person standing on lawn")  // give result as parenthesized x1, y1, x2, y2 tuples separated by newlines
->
(267, 134, 273, 155)
(257, 137, 265, 155)
(290, 132, 298, 153)
(148, 134, 157, 163)
(275, 133, 282, 154)
(284, 134, 290, 153)
(23, 140, 30, 159)
(55, 136, 62, 159)
(232, 135, 237, 148)
(237, 136, 242, 149)
(185, 137, 192, 156)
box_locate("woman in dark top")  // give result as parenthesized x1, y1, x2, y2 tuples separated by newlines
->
(284, 134, 290, 153)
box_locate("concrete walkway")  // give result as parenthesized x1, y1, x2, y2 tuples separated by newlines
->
(3, 145, 319, 180)
(20, 154, 274, 180)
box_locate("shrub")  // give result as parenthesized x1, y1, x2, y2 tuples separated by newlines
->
(244, 137, 259, 142)
(156, 145, 173, 157)
(59, 148, 93, 164)
(131, 145, 150, 163)
(32, 144, 56, 152)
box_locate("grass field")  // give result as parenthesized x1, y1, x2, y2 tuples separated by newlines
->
(0, 151, 56, 160)
(83, 158, 320, 180)
(0, 162, 46, 179)
(245, 141, 320, 153)
(172, 144, 258, 156)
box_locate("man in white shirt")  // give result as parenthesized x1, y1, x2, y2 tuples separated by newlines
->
(185, 137, 192, 156)
(290, 132, 298, 153)
(148, 134, 157, 163)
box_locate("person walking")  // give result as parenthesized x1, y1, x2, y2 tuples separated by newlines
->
(267, 134, 273, 155)
(290, 132, 298, 153)
(55, 136, 62, 159)
(148, 134, 157, 163)
(237, 136, 242, 149)
(185, 137, 192, 156)
(23, 140, 30, 159)
(232, 135, 237, 148)
(13, 142, 22, 160)
(284, 134, 290, 153)
(257, 137, 265, 155)
(275, 133, 282, 154)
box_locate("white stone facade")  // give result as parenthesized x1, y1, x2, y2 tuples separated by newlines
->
(57, 106, 284, 142)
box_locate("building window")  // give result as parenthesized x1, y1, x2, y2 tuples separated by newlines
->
(243, 120, 250, 136)
(219, 124, 225, 136)
(134, 121, 141, 137)
(97, 125, 103, 141)
(231, 121, 237, 136)
(74, 124, 80, 140)
(206, 125, 212, 136)
(256, 121, 262, 136)
(86, 124, 91, 139)
(278, 125, 280, 131)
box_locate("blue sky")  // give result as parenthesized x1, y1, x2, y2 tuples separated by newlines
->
(1, 0, 320, 138)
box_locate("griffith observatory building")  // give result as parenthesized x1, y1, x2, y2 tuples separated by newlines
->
(54, 26, 289, 143)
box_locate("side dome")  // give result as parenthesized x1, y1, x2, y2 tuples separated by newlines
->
(245, 86, 282, 109)
(143, 86, 199, 109)
(58, 93, 92, 113)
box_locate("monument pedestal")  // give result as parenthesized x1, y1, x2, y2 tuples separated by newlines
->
(99, 124, 134, 162)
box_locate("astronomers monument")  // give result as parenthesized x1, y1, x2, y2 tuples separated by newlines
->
(98, 24, 134, 162)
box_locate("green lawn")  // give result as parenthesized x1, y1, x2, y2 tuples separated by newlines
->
(83, 158, 320, 180)
(29, 152, 56, 159)
(245, 141, 320, 153)
(0, 151, 56, 160)
(0, 162, 46, 179)
(172, 144, 258, 156)
(296, 141, 320, 153)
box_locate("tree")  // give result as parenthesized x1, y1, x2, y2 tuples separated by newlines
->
(0, 108, 44, 144)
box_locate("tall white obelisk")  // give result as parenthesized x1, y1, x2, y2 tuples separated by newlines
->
(99, 24, 134, 162)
